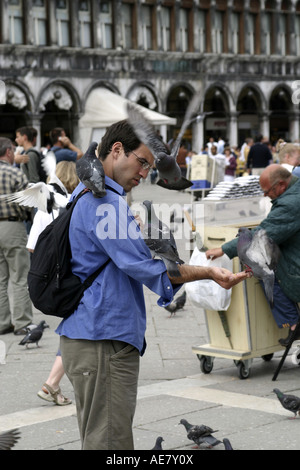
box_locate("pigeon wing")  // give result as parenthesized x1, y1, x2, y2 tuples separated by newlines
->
(42, 151, 57, 178)
(170, 90, 202, 159)
(250, 229, 280, 270)
(283, 394, 300, 411)
(0, 429, 21, 450)
(0, 182, 51, 212)
(126, 102, 168, 158)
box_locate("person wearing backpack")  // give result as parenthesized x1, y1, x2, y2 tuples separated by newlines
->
(56, 120, 250, 450)
(14, 127, 41, 183)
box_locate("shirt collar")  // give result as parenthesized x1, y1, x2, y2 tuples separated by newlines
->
(105, 176, 126, 197)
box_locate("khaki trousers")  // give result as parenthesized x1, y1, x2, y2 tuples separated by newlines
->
(0, 221, 32, 331)
(60, 336, 140, 450)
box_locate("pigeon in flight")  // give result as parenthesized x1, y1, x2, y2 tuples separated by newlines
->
(236, 227, 280, 306)
(179, 419, 221, 448)
(126, 92, 202, 190)
(0, 151, 69, 213)
(19, 321, 49, 348)
(142, 200, 184, 277)
(273, 388, 300, 419)
(152, 436, 164, 450)
(76, 142, 106, 198)
(0, 429, 21, 450)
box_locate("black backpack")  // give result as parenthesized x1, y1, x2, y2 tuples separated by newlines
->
(27, 188, 110, 318)
(24, 148, 48, 183)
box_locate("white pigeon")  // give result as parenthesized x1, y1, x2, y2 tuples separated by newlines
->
(0, 151, 69, 213)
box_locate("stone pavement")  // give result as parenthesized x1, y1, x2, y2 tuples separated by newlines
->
(1, 180, 300, 451)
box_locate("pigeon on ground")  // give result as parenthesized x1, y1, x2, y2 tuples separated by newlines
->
(142, 200, 184, 277)
(179, 419, 221, 448)
(164, 290, 186, 317)
(0, 429, 21, 450)
(76, 142, 106, 198)
(236, 227, 280, 306)
(223, 438, 234, 450)
(152, 436, 164, 450)
(0, 151, 69, 214)
(126, 93, 202, 190)
(18, 321, 49, 348)
(273, 388, 300, 419)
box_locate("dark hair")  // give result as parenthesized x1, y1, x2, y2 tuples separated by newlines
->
(16, 126, 37, 143)
(0, 137, 13, 157)
(98, 120, 141, 161)
(49, 127, 65, 145)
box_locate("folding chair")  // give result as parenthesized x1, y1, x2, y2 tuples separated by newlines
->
(272, 304, 300, 381)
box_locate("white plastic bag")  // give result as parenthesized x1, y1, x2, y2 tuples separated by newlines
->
(185, 247, 233, 311)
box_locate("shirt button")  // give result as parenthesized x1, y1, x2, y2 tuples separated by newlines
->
(167, 286, 170, 290)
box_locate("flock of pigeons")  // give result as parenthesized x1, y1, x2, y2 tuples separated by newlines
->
(151, 387, 300, 451)
(1, 387, 300, 450)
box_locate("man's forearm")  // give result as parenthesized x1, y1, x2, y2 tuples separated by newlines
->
(168, 264, 251, 290)
(168, 264, 213, 284)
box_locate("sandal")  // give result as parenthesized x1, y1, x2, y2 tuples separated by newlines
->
(37, 383, 72, 406)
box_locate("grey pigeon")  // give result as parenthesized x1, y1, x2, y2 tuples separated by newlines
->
(142, 200, 184, 277)
(126, 94, 202, 190)
(164, 290, 186, 317)
(273, 388, 300, 419)
(0, 429, 21, 450)
(76, 142, 106, 198)
(179, 419, 221, 448)
(223, 438, 234, 450)
(19, 321, 49, 348)
(0, 151, 69, 214)
(237, 227, 280, 306)
(152, 436, 164, 450)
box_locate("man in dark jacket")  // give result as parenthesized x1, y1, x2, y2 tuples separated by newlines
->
(206, 164, 300, 346)
(247, 135, 273, 175)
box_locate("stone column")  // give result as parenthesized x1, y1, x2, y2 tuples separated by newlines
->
(229, 112, 238, 148)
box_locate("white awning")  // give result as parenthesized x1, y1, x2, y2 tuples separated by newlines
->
(79, 88, 176, 150)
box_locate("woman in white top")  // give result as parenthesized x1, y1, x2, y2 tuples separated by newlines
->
(28, 160, 79, 406)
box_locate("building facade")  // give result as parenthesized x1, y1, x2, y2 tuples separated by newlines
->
(1, 0, 300, 151)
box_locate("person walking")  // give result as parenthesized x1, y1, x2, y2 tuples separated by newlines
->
(0, 137, 33, 335)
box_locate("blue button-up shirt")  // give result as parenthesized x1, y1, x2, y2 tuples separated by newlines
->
(56, 178, 181, 354)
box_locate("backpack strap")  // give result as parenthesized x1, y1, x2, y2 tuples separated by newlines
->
(68, 188, 111, 287)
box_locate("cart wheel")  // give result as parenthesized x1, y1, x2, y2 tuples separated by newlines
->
(237, 361, 250, 380)
(200, 356, 214, 374)
(261, 354, 274, 362)
(291, 349, 300, 366)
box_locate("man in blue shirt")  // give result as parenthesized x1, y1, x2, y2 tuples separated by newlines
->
(49, 127, 83, 163)
(57, 119, 249, 450)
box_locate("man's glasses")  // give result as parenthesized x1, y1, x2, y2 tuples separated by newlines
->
(130, 150, 153, 171)
(263, 181, 279, 197)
